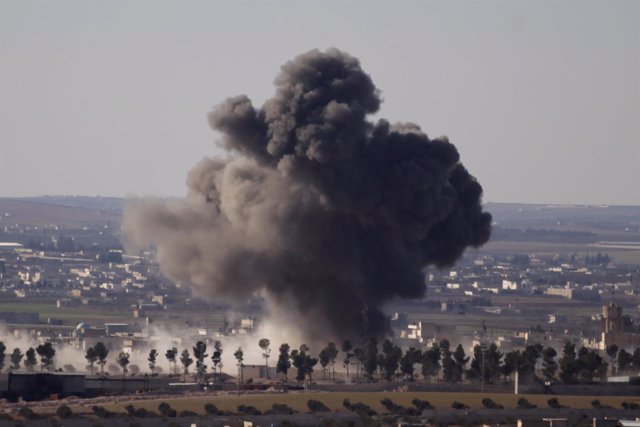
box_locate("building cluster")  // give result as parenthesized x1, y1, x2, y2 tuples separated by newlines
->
(0, 214, 639, 377)
(388, 252, 639, 356)
(0, 227, 259, 364)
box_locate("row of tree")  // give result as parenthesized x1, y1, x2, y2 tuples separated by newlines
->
(4, 338, 640, 386)
(0, 342, 55, 372)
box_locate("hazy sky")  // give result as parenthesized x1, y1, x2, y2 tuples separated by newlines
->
(1, 0, 638, 205)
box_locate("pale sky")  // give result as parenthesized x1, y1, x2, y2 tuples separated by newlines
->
(1, 0, 638, 205)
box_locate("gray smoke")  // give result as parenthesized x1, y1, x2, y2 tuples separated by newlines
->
(124, 48, 491, 340)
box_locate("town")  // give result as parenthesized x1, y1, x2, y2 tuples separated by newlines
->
(0, 199, 638, 404)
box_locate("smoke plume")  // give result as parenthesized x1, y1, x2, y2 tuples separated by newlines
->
(124, 48, 491, 340)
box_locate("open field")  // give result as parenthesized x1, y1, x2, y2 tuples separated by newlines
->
(476, 241, 640, 265)
(605, 249, 640, 265)
(95, 391, 640, 415)
(0, 301, 127, 323)
(0, 198, 121, 228)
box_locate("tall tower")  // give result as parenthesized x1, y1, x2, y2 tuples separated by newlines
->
(602, 303, 623, 334)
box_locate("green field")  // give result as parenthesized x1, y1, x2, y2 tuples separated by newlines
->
(96, 391, 640, 415)
(478, 242, 640, 265)
(0, 302, 127, 323)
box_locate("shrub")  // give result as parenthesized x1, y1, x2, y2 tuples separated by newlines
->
(451, 401, 469, 410)
(342, 399, 377, 417)
(380, 398, 420, 416)
(92, 406, 114, 419)
(516, 398, 537, 409)
(56, 405, 73, 419)
(0, 413, 12, 421)
(547, 398, 564, 409)
(237, 405, 261, 415)
(125, 405, 156, 418)
(481, 398, 504, 409)
(178, 410, 198, 417)
(412, 399, 434, 411)
(18, 407, 38, 420)
(622, 401, 640, 410)
(267, 404, 296, 415)
(591, 399, 612, 410)
(158, 402, 177, 418)
(307, 399, 330, 412)
(138, 409, 155, 418)
(204, 403, 220, 415)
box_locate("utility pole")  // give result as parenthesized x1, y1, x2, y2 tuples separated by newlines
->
(514, 354, 520, 395)
(481, 343, 487, 393)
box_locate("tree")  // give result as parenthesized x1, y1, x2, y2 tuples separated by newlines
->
(364, 337, 379, 380)
(441, 340, 457, 383)
(290, 344, 317, 386)
(633, 348, 640, 371)
(558, 341, 579, 384)
(342, 340, 354, 379)
(85, 347, 98, 375)
(193, 341, 208, 383)
(304, 348, 318, 383)
(276, 343, 291, 381)
(211, 340, 223, 383)
(399, 347, 421, 381)
(378, 339, 402, 381)
(520, 344, 542, 379)
(451, 344, 468, 383)
(180, 349, 193, 381)
(0, 342, 5, 372)
(500, 351, 518, 382)
(116, 352, 130, 390)
(10, 348, 23, 370)
(421, 343, 441, 382)
(541, 347, 558, 381)
(94, 342, 109, 377)
(617, 349, 633, 373)
(466, 343, 502, 385)
(165, 347, 178, 376)
(318, 348, 330, 380)
(577, 347, 606, 381)
(148, 349, 158, 375)
(258, 338, 271, 379)
(234, 347, 244, 388)
(326, 342, 339, 380)
(290, 347, 307, 384)
(24, 347, 37, 371)
(36, 342, 55, 371)
(606, 344, 619, 375)
(354, 347, 366, 379)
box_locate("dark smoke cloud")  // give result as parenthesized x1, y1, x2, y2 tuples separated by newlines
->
(124, 48, 491, 340)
